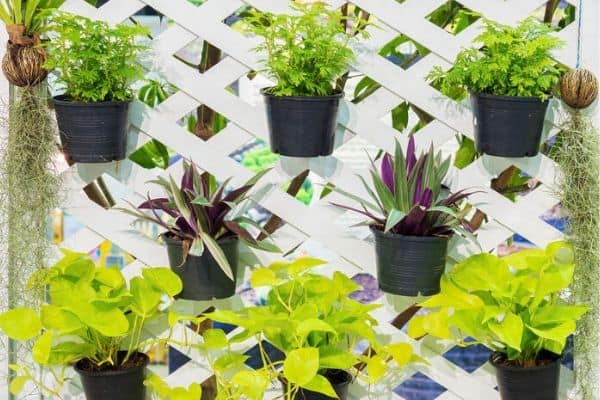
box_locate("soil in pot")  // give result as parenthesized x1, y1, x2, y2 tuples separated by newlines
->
(163, 233, 239, 301)
(470, 92, 549, 157)
(490, 351, 561, 400)
(75, 351, 149, 400)
(263, 90, 343, 157)
(53, 95, 130, 163)
(371, 227, 449, 296)
(281, 369, 352, 400)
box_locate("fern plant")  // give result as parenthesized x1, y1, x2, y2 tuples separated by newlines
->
(245, 2, 367, 96)
(430, 18, 564, 100)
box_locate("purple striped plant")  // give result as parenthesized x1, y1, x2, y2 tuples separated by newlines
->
(121, 160, 277, 279)
(333, 137, 472, 237)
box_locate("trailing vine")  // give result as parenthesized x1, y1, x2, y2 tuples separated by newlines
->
(554, 111, 600, 400)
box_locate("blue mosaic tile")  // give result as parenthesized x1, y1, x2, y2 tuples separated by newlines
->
(168, 346, 192, 374)
(442, 338, 491, 373)
(394, 372, 447, 400)
(244, 340, 285, 370)
(562, 335, 574, 370)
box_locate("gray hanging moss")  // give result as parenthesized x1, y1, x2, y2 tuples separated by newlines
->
(0, 85, 61, 389)
(554, 112, 600, 400)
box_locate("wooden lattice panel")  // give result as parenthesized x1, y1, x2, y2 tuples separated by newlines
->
(3, 0, 598, 399)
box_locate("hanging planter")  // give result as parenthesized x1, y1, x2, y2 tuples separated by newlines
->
(470, 92, 549, 157)
(490, 352, 560, 400)
(0, 253, 183, 399)
(430, 18, 564, 158)
(263, 91, 343, 157)
(53, 96, 131, 163)
(76, 352, 149, 400)
(333, 136, 472, 296)
(43, 13, 148, 163)
(247, 3, 366, 157)
(371, 228, 449, 296)
(163, 234, 239, 301)
(409, 242, 589, 400)
(122, 160, 278, 301)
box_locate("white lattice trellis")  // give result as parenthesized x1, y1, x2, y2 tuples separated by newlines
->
(2, 0, 599, 399)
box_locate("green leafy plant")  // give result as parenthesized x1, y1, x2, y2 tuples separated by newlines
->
(408, 241, 588, 367)
(43, 13, 148, 102)
(246, 2, 366, 96)
(0, 250, 182, 396)
(430, 18, 564, 100)
(145, 374, 202, 400)
(121, 160, 278, 279)
(333, 136, 472, 236)
(208, 258, 421, 399)
(0, 0, 64, 36)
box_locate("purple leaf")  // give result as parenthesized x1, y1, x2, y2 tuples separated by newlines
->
(330, 202, 386, 225)
(381, 153, 395, 194)
(181, 164, 194, 192)
(138, 198, 178, 218)
(396, 205, 427, 235)
(175, 216, 197, 236)
(413, 167, 424, 205)
(442, 188, 477, 206)
(406, 136, 417, 176)
(420, 188, 433, 208)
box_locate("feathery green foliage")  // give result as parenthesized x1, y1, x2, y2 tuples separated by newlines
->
(430, 18, 564, 100)
(43, 13, 148, 102)
(246, 2, 366, 96)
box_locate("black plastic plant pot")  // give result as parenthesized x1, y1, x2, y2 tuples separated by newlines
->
(53, 95, 131, 163)
(75, 351, 149, 400)
(470, 92, 549, 157)
(262, 89, 343, 157)
(490, 352, 561, 400)
(281, 370, 352, 400)
(163, 234, 239, 301)
(371, 227, 449, 296)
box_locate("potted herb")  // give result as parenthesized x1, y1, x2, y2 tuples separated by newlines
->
(0, 250, 182, 400)
(122, 160, 277, 301)
(43, 13, 148, 163)
(0, 0, 63, 86)
(246, 3, 365, 157)
(333, 137, 472, 296)
(431, 18, 564, 157)
(408, 241, 588, 400)
(209, 258, 421, 399)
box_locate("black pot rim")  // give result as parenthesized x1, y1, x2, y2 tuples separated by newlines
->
(278, 369, 353, 386)
(75, 352, 149, 377)
(369, 225, 451, 242)
(161, 232, 238, 247)
(469, 91, 550, 104)
(261, 88, 344, 101)
(53, 94, 132, 107)
(489, 351, 561, 372)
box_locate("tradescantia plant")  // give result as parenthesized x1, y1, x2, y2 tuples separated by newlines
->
(408, 241, 588, 367)
(208, 258, 422, 399)
(0, 250, 182, 397)
(333, 136, 472, 236)
(121, 160, 277, 280)
(430, 18, 564, 101)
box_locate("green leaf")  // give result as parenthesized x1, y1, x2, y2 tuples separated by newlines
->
(94, 266, 125, 289)
(250, 268, 281, 287)
(387, 342, 414, 367)
(203, 328, 227, 349)
(231, 370, 270, 400)
(212, 353, 249, 372)
(283, 348, 319, 386)
(200, 232, 234, 280)
(301, 374, 338, 398)
(370, 170, 395, 213)
(130, 277, 162, 317)
(41, 305, 83, 334)
(9, 376, 29, 395)
(0, 308, 41, 340)
(142, 267, 182, 297)
(385, 208, 406, 233)
(129, 140, 170, 169)
(531, 305, 588, 326)
(365, 354, 387, 383)
(32, 331, 53, 364)
(296, 319, 336, 340)
(318, 346, 357, 370)
(191, 196, 212, 206)
(450, 254, 513, 295)
(489, 312, 523, 351)
(527, 321, 576, 348)
(287, 257, 327, 275)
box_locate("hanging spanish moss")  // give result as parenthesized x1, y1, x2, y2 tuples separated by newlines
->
(0, 84, 60, 310)
(554, 109, 600, 400)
